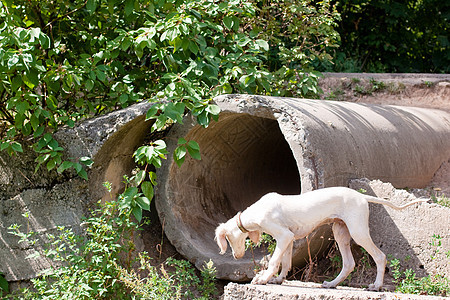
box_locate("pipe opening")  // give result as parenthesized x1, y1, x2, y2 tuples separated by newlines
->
(167, 112, 301, 258)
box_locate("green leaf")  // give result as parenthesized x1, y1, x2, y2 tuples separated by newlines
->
(8, 56, 19, 68)
(153, 140, 167, 150)
(188, 41, 199, 54)
(141, 181, 154, 199)
(145, 104, 160, 120)
(34, 126, 44, 138)
(223, 16, 233, 30)
(125, 0, 135, 16)
(77, 168, 88, 180)
(39, 32, 51, 49)
(85, 79, 94, 91)
(95, 69, 107, 82)
(11, 142, 23, 153)
(187, 141, 201, 160)
(119, 93, 128, 104)
(16, 101, 29, 115)
(256, 39, 269, 51)
(164, 102, 185, 122)
(22, 74, 36, 89)
(148, 171, 157, 185)
(174, 145, 186, 167)
(132, 206, 142, 222)
(57, 161, 74, 173)
(187, 140, 200, 151)
(46, 95, 58, 110)
(11, 76, 22, 90)
(135, 169, 146, 186)
(196, 111, 210, 127)
(121, 37, 132, 51)
(136, 196, 151, 211)
(47, 158, 57, 171)
(0, 272, 9, 294)
(205, 104, 220, 115)
(80, 156, 93, 167)
(123, 186, 139, 200)
(1, 142, 9, 151)
(86, 0, 97, 14)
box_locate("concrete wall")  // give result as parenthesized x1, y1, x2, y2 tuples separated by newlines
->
(0, 102, 152, 281)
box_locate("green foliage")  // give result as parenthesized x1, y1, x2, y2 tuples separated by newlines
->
(432, 193, 450, 208)
(320, 0, 450, 73)
(0, 272, 8, 296)
(117, 255, 218, 300)
(6, 182, 218, 299)
(390, 258, 450, 296)
(245, 233, 276, 255)
(0, 0, 339, 178)
(389, 234, 450, 297)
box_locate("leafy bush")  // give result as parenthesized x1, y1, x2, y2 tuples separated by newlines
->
(320, 0, 450, 73)
(390, 258, 450, 297)
(0, 0, 339, 173)
(7, 182, 217, 299)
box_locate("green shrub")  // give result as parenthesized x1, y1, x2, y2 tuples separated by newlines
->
(323, 0, 450, 73)
(6, 182, 218, 299)
(390, 258, 450, 297)
(1, 0, 340, 174)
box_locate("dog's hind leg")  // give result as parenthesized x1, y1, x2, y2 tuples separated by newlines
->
(322, 220, 355, 289)
(346, 220, 386, 291)
(268, 240, 293, 284)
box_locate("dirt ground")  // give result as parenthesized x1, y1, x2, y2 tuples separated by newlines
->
(142, 74, 450, 297)
(319, 75, 450, 112)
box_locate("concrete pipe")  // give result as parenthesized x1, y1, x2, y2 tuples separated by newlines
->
(155, 94, 450, 281)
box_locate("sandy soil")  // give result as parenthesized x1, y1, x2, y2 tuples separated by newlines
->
(319, 75, 450, 112)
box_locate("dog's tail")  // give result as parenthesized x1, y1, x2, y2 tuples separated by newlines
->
(366, 196, 429, 210)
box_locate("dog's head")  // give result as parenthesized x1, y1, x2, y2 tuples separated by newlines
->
(215, 216, 260, 259)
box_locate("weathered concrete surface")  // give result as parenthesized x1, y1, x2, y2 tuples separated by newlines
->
(349, 179, 450, 277)
(223, 281, 450, 300)
(55, 101, 153, 201)
(156, 94, 450, 281)
(0, 102, 152, 281)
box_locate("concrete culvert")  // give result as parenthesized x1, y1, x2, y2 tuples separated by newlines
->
(155, 94, 450, 281)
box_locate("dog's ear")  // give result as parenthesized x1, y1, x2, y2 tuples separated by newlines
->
(215, 224, 228, 254)
(248, 230, 261, 245)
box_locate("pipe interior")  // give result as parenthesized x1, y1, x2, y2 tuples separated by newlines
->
(168, 113, 301, 255)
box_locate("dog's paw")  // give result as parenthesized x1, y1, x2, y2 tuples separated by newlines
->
(367, 283, 381, 291)
(321, 281, 336, 289)
(251, 277, 267, 285)
(251, 272, 269, 285)
(267, 276, 284, 285)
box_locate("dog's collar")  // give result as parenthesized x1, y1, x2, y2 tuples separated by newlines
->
(236, 211, 249, 233)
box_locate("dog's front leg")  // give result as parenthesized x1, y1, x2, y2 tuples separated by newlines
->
(267, 240, 293, 284)
(252, 229, 294, 285)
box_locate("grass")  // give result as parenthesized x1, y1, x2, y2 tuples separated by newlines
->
(432, 193, 449, 208)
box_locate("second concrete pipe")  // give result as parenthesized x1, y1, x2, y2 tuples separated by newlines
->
(155, 94, 450, 281)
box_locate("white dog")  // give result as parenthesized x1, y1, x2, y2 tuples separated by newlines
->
(215, 187, 427, 290)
